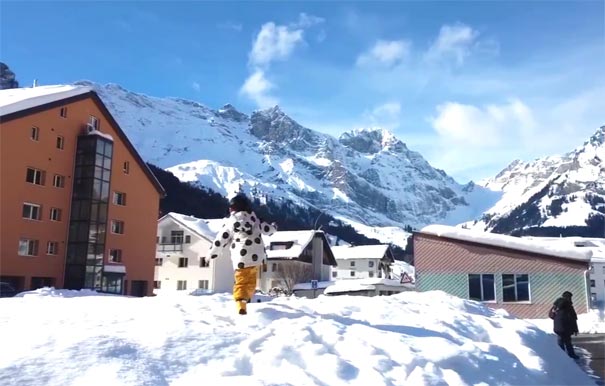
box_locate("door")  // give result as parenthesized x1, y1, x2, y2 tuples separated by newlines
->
(131, 280, 148, 297)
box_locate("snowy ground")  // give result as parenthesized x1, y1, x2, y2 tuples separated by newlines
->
(0, 289, 598, 386)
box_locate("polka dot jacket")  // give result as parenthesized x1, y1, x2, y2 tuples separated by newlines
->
(208, 210, 277, 269)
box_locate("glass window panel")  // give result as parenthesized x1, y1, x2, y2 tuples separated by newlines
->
(92, 179, 102, 200)
(96, 140, 105, 155)
(94, 166, 104, 180)
(79, 201, 91, 221)
(98, 203, 108, 223)
(482, 274, 495, 301)
(516, 274, 529, 301)
(101, 182, 110, 201)
(502, 274, 516, 302)
(104, 143, 113, 157)
(468, 274, 481, 301)
(102, 168, 111, 181)
(73, 179, 92, 198)
(103, 157, 111, 170)
(95, 153, 104, 167)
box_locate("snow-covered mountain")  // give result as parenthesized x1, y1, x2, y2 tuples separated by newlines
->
(466, 126, 605, 235)
(80, 81, 499, 241)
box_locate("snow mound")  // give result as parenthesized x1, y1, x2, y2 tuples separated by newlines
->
(13, 287, 116, 298)
(0, 291, 594, 385)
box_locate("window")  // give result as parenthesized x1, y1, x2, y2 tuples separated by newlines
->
(177, 280, 187, 290)
(56, 136, 64, 150)
(198, 280, 209, 289)
(178, 257, 188, 268)
(46, 241, 59, 255)
(155, 258, 163, 266)
(185, 235, 191, 244)
(123, 161, 130, 174)
(111, 220, 124, 234)
(109, 249, 122, 263)
(272, 263, 277, 272)
(50, 207, 62, 221)
(350, 271, 355, 277)
(89, 115, 99, 130)
(590, 280, 595, 287)
(31, 126, 39, 141)
(603, 266, 605, 274)
(369, 271, 374, 278)
(368, 261, 374, 268)
(502, 274, 530, 302)
(113, 192, 126, 206)
(154, 281, 161, 289)
(199, 258, 209, 268)
(53, 174, 65, 188)
(60, 107, 67, 118)
(590, 264, 594, 273)
(468, 274, 495, 302)
(18, 239, 39, 256)
(332, 271, 337, 278)
(22, 203, 41, 220)
(26, 167, 45, 185)
(171, 230, 184, 244)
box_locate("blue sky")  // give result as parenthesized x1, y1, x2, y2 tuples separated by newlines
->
(2, 1, 604, 182)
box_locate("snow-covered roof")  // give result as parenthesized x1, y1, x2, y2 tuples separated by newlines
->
(332, 244, 392, 261)
(420, 225, 592, 262)
(323, 278, 413, 295)
(264, 230, 315, 259)
(0, 85, 92, 116)
(162, 212, 221, 241)
(162, 213, 335, 263)
(523, 236, 605, 263)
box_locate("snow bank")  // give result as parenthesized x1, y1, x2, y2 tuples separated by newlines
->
(527, 309, 605, 334)
(0, 290, 596, 386)
(13, 287, 117, 298)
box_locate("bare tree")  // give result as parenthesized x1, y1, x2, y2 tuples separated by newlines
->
(275, 261, 313, 295)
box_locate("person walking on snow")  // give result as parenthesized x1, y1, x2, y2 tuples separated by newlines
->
(551, 291, 580, 359)
(207, 194, 277, 315)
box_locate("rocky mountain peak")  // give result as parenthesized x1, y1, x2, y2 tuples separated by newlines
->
(339, 128, 406, 154)
(217, 103, 248, 122)
(587, 125, 605, 147)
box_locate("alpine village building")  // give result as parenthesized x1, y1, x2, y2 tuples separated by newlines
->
(0, 85, 165, 296)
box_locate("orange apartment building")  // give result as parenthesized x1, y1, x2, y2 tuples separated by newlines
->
(0, 85, 165, 296)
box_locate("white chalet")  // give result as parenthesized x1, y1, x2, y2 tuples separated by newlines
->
(155, 213, 233, 293)
(331, 244, 395, 280)
(156, 213, 337, 295)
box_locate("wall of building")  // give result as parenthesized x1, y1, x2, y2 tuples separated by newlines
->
(1, 96, 161, 295)
(589, 261, 605, 309)
(155, 219, 233, 293)
(333, 258, 382, 280)
(414, 234, 589, 319)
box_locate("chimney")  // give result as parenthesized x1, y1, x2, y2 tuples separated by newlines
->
(32, 79, 38, 88)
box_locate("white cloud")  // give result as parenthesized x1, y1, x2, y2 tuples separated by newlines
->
(363, 102, 402, 129)
(294, 13, 325, 28)
(430, 99, 535, 147)
(249, 23, 304, 67)
(191, 81, 201, 92)
(425, 23, 479, 65)
(239, 69, 278, 108)
(243, 13, 323, 107)
(356, 40, 411, 67)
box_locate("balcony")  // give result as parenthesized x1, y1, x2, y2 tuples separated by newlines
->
(157, 243, 183, 252)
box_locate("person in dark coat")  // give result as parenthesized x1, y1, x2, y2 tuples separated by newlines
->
(552, 291, 579, 359)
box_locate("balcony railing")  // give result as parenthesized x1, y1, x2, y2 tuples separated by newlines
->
(157, 243, 183, 252)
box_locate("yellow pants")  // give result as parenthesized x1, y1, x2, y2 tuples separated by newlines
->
(233, 266, 258, 313)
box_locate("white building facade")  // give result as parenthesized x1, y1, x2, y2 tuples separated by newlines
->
(331, 245, 394, 281)
(155, 213, 233, 293)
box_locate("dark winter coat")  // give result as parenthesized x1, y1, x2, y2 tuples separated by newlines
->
(552, 297, 579, 335)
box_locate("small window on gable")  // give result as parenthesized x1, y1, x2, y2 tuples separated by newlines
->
(60, 107, 67, 118)
(31, 126, 39, 141)
(123, 161, 130, 174)
(270, 241, 294, 250)
(89, 115, 99, 130)
(185, 235, 191, 244)
(56, 136, 64, 150)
